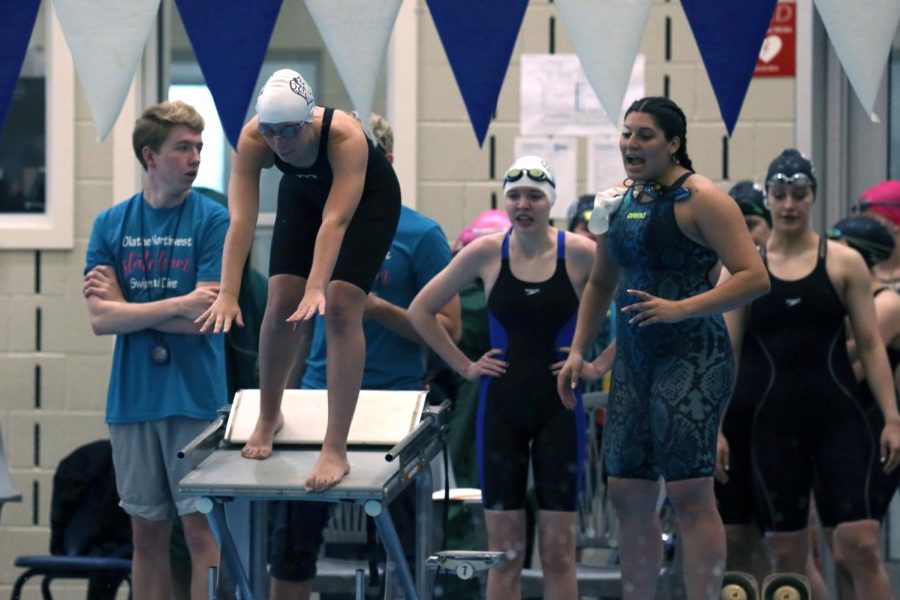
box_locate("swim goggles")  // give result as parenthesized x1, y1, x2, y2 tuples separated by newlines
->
(850, 199, 900, 214)
(826, 226, 893, 253)
(766, 172, 814, 188)
(258, 122, 304, 139)
(738, 201, 768, 218)
(504, 167, 556, 188)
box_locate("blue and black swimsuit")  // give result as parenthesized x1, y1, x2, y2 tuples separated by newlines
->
(478, 229, 585, 512)
(604, 173, 734, 481)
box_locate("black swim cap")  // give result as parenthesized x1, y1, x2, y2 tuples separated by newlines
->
(828, 216, 895, 267)
(765, 149, 817, 191)
(729, 180, 771, 227)
(567, 194, 596, 232)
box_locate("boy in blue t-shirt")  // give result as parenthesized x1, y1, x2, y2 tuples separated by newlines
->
(83, 100, 228, 600)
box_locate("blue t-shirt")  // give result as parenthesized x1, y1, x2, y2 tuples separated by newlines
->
(302, 206, 452, 390)
(85, 189, 230, 424)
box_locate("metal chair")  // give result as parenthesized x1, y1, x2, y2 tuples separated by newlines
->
(10, 440, 132, 600)
(312, 503, 385, 598)
(0, 429, 22, 521)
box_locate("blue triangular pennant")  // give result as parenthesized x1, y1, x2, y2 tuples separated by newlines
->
(681, 0, 778, 135)
(425, 0, 528, 146)
(175, 0, 282, 149)
(0, 0, 42, 137)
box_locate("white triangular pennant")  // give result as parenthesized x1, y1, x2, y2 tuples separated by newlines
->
(52, 0, 160, 140)
(305, 0, 402, 128)
(815, 0, 900, 120)
(556, 0, 652, 125)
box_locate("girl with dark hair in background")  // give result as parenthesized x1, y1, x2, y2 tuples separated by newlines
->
(558, 96, 770, 599)
(828, 215, 900, 599)
(725, 150, 900, 600)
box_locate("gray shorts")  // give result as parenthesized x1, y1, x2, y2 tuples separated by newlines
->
(109, 416, 211, 520)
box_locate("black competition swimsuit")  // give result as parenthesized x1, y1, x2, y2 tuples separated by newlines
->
(857, 287, 900, 520)
(268, 108, 401, 293)
(604, 173, 733, 481)
(715, 338, 764, 526)
(477, 230, 585, 512)
(746, 238, 876, 530)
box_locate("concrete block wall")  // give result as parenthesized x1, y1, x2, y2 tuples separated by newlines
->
(0, 78, 115, 599)
(416, 0, 797, 242)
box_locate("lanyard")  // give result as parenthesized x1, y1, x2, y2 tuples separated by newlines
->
(138, 193, 187, 301)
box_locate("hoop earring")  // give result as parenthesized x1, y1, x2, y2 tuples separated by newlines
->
(671, 153, 679, 165)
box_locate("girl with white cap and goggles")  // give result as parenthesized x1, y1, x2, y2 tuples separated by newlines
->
(197, 69, 401, 492)
(409, 155, 598, 599)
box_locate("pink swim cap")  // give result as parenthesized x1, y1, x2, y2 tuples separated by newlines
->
(453, 209, 511, 252)
(859, 181, 900, 227)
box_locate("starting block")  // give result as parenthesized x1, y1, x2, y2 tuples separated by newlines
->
(721, 572, 811, 600)
(721, 571, 758, 600)
(762, 573, 811, 600)
(426, 550, 506, 580)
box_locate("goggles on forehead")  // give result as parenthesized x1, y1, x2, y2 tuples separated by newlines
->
(766, 172, 814, 188)
(504, 167, 556, 188)
(258, 122, 304, 140)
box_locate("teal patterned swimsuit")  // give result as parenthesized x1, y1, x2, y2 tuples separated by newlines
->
(604, 174, 734, 481)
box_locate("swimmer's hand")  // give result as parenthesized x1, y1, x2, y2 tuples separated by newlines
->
(552, 347, 605, 382)
(620, 289, 687, 326)
(557, 352, 584, 410)
(715, 432, 730, 484)
(881, 419, 900, 473)
(587, 186, 627, 235)
(460, 349, 507, 381)
(197, 291, 243, 334)
(287, 287, 326, 324)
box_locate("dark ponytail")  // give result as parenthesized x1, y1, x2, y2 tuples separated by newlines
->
(625, 97, 694, 172)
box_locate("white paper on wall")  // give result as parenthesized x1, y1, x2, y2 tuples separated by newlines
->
(520, 54, 644, 137)
(587, 131, 625, 196)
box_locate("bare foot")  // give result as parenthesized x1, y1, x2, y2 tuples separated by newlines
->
(241, 412, 284, 459)
(304, 448, 350, 491)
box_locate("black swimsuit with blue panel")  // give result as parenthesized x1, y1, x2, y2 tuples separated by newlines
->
(269, 108, 401, 292)
(477, 230, 586, 512)
(604, 173, 734, 481)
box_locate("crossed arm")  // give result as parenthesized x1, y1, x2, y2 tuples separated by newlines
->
(84, 264, 219, 336)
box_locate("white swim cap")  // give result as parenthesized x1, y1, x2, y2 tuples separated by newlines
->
(256, 69, 316, 124)
(502, 155, 557, 205)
